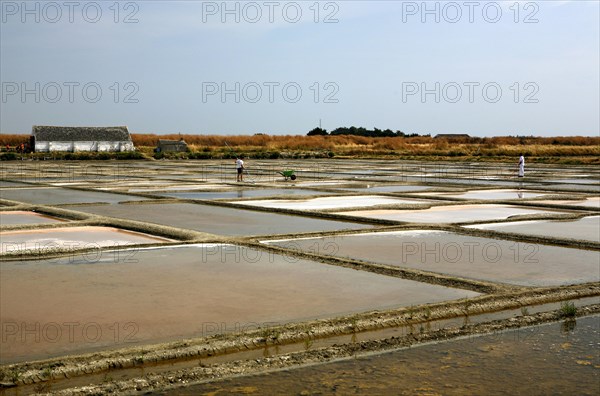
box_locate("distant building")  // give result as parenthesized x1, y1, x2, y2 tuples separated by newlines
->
(156, 139, 189, 153)
(434, 134, 470, 139)
(32, 126, 135, 152)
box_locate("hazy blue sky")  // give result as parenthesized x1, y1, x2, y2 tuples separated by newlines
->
(1, 0, 598, 136)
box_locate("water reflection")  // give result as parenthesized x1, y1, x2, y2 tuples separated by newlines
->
(561, 318, 577, 334)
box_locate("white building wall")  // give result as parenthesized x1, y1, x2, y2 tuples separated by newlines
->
(97, 141, 120, 152)
(73, 142, 95, 152)
(36, 140, 135, 152)
(48, 141, 74, 152)
(120, 141, 135, 152)
(35, 141, 50, 152)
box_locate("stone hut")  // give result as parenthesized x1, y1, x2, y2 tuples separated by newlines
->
(434, 134, 471, 139)
(32, 126, 135, 152)
(156, 139, 189, 153)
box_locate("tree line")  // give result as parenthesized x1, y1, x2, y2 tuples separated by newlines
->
(307, 126, 425, 138)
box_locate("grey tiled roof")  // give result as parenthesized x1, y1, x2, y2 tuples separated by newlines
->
(158, 139, 187, 146)
(32, 126, 132, 141)
(434, 134, 470, 139)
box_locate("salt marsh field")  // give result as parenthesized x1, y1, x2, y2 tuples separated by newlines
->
(0, 159, 598, 395)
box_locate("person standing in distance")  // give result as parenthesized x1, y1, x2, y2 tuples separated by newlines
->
(517, 153, 525, 178)
(236, 156, 245, 182)
(517, 153, 525, 191)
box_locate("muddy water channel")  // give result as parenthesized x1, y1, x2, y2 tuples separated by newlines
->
(166, 315, 600, 396)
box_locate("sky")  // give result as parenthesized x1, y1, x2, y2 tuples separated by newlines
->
(1, 0, 599, 136)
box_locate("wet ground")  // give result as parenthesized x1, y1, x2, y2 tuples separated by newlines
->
(0, 159, 598, 394)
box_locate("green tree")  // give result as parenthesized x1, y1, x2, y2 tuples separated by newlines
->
(307, 127, 328, 136)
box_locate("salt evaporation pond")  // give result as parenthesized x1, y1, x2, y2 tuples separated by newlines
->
(530, 197, 600, 208)
(70, 203, 370, 236)
(0, 226, 170, 254)
(162, 188, 328, 200)
(0, 187, 147, 205)
(232, 195, 433, 210)
(466, 216, 600, 243)
(335, 204, 569, 224)
(0, 211, 65, 225)
(417, 189, 559, 200)
(264, 230, 600, 286)
(0, 244, 478, 363)
(341, 185, 436, 193)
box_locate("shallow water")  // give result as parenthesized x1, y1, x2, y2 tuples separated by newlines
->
(0, 244, 478, 363)
(289, 181, 366, 188)
(0, 187, 147, 205)
(0, 211, 65, 225)
(124, 184, 227, 193)
(233, 195, 432, 210)
(0, 226, 170, 254)
(466, 216, 600, 243)
(531, 197, 600, 208)
(419, 189, 557, 200)
(91, 182, 198, 191)
(336, 204, 569, 224)
(341, 185, 436, 193)
(169, 315, 600, 395)
(162, 188, 328, 200)
(0, 181, 35, 188)
(542, 184, 600, 193)
(2, 160, 599, 376)
(71, 203, 370, 236)
(411, 177, 519, 187)
(546, 178, 600, 185)
(265, 230, 600, 286)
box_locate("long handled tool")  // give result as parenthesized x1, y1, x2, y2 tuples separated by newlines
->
(224, 141, 237, 158)
(224, 141, 255, 183)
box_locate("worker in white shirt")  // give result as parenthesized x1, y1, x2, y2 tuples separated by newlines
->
(236, 157, 245, 182)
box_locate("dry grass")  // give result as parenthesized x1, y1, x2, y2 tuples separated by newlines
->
(0, 134, 28, 147)
(2, 133, 599, 163)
